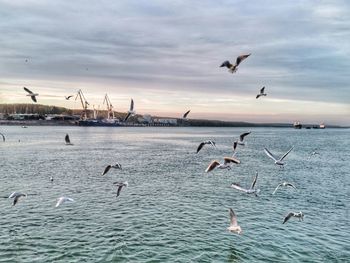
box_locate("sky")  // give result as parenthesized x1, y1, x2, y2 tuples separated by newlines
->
(0, 0, 349, 125)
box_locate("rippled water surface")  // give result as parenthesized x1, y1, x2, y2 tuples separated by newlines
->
(0, 126, 349, 262)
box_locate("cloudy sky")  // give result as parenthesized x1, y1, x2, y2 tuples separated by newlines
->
(0, 0, 349, 125)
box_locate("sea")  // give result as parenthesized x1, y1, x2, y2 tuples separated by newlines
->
(0, 126, 349, 262)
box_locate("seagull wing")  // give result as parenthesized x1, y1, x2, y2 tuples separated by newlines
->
(256, 94, 261, 99)
(283, 212, 294, 224)
(205, 160, 220, 173)
(66, 95, 73, 100)
(23, 87, 33, 94)
(230, 183, 248, 192)
(124, 112, 131, 122)
(272, 183, 282, 195)
(239, 132, 251, 142)
(0, 132, 5, 142)
(102, 165, 112, 176)
(260, 87, 265, 94)
(116, 185, 124, 197)
(280, 146, 294, 161)
(183, 110, 190, 118)
(250, 172, 258, 190)
(55, 197, 64, 207)
(65, 134, 70, 144)
(220, 60, 232, 68)
(236, 53, 251, 66)
(13, 194, 25, 206)
(229, 208, 238, 227)
(224, 157, 240, 164)
(286, 183, 297, 190)
(130, 99, 134, 111)
(209, 140, 216, 147)
(196, 142, 206, 153)
(31, 96, 37, 103)
(233, 141, 238, 151)
(264, 148, 278, 162)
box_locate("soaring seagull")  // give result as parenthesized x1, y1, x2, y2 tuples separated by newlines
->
(23, 87, 39, 103)
(264, 146, 294, 167)
(8, 192, 27, 206)
(237, 132, 251, 146)
(256, 87, 267, 99)
(205, 157, 240, 173)
(65, 134, 73, 145)
(230, 172, 260, 196)
(124, 99, 135, 122)
(0, 132, 5, 142)
(102, 163, 122, 176)
(228, 208, 242, 234)
(113, 181, 128, 197)
(196, 140, 216, 153)
(283, 211, 304, 224)
(272, 182, 296, 195)
(65, 95, 73, 100)
(220, 53, 251, 73)
(55, 197, 74, 207)
(183, 110, 191, 119)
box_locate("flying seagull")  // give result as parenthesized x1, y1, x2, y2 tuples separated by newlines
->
(283, 211, 304, 224)
(183, 110, 191, 119)
(113, 181, 128, 197)
(65, 95, 73, 100)
(230, 172, 260, 196)
(102, 163, 122, 176)
(237, 132, 251, 146)
(196, 140, 216, 153)
(8, 192, 27, 206)
(23, 87, 38, 103)
(205, 157, 240, 173)
(124, 99, 135, 122)
(220, 53, 251, 73)
(272, 182, 296, 195)
(65, 134, 73, 145)
(227, 208, 242, 234)
(55, 197, 74, 207)
(264, 146, 294, 167)
(256, 87, 267, 99)
(0, 132, 5, 142)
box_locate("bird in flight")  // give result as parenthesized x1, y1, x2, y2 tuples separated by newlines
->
(124, 99, 135, 122)
(205, 157, 240, 173)
(183, 110, 191, 119)
(23, 87, 39, 103)
(113, 181, 128, 197)
(256, 87, 267, 99)
(264, 146, 294, 167)
(196, 140, 216, 153)
(283, 211, 304, 224)
(230, 172, 260, 196)
(237, 132, 251, 146)
(272, 182, 296, 195)
(55, 197, 75, 207)
(220, 53, 251, 73)
(65, 95, 73, 100)
(8, 192, 27, 206)
(102, 163, 122, 176)
(227, 208, 242, 234)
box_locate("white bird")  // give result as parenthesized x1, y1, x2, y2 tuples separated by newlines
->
(227, 208, 242, 234)
(8, 192, 27, 206)
(23, 87, 39, 103)
(55, 197, 74, 207)
(220, 53, 251, 73)
(65, 134, 73, 145)
(264, 146, 294, 167)
(102, 163, 122, 176)
(113, 181, 128, 197)
(230, 172, 260, 196)
(205, 157, 240, 173)
(124, 99, 135, 122)
(196, 140, 216, 153)
(183, 110, 191, 119)
(237, 132, 251, 146)
(283, 211, 304, 224)
(256, 86, 267, 99)
(272, 182, 296, 195)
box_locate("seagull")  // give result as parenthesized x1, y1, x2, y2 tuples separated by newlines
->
(113, 181, 128, 197)
(230, 172, 260, 196)
(65, 134, 73, 145)
(283, 211, 304, 224)
(55, 197, 75, 207)
(65, 95, 73, 100)
(237, 132, 251, 146)
(227, 208, 242, 234)
(23, 87, 39, 103)
(8, 192, 27, 206)
(264, 146, 294, 167)
(220, 53, 251, 73)
(205, 157, 240, 173)
(102, 163, 122, 176)
(0, 132, 5, 142)
(272, 182, 296, 195)
(256, 86, 267, 99)
(124, 99, 135, 122)
(50, 176, 54, 182)
(183, 110, 191, 119)
(196, 140, 216, 153)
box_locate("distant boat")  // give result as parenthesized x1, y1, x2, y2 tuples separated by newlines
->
(319, 123, 325, 129)
(293, 121, 302, 129)
(78, 118, 121, 127)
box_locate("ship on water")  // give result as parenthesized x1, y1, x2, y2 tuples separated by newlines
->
(293, 121, 302, 129)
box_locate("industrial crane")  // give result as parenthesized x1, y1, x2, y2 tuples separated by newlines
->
(103, 94, 115, 119)
(75, 89, 89, 120)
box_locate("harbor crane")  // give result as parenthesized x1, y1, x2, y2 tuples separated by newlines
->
(103, 94, 115, 119)
(75, 89, 89, 120)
